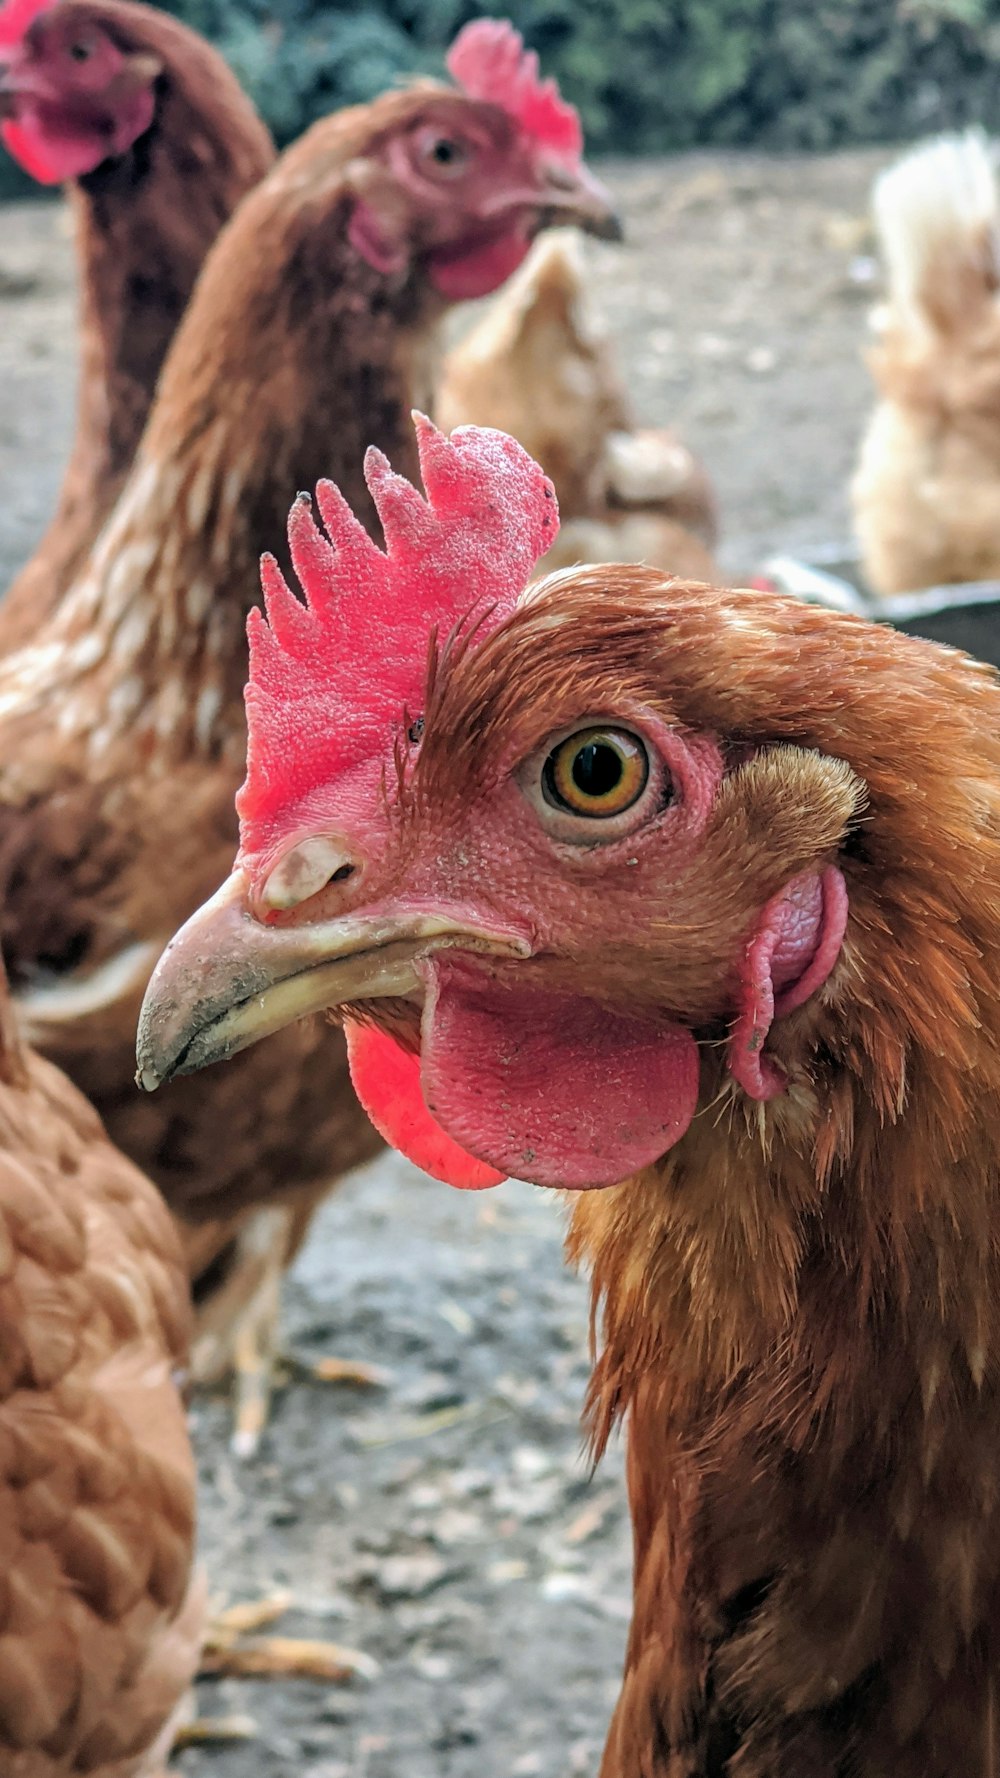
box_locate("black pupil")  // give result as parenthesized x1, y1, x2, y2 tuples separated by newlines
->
(70, 41, 90, 57)
(572, 742, 622, 799)
(432, 139, 459, 164)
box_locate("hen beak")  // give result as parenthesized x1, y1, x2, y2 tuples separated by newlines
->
(0, 62, 36, 112)
(537, 159, 624, 242)
(135, 870, 529, 1090)
(481, 160, 622, 242)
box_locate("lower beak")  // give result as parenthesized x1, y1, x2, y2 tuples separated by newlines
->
(135, 870, 529, 1090)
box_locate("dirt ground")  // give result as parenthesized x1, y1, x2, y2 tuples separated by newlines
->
(0, 145, 890, 1778)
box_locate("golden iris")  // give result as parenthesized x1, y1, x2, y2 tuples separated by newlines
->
(543, 727, 649, 817)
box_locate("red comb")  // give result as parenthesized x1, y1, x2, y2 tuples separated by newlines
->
(236, 415, 559, 870)
(0, 0, 50, 47)
(447, 19, 583, 166)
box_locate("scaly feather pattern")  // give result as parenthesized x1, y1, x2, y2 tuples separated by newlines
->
(0, 960, 201, 1774)
(0, 38, 612, 1434)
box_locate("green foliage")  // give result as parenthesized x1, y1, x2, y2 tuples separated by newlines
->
(6, 0, 1000, 196)
(153, 0, 1000, 155)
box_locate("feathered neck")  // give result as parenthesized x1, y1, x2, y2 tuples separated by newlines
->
(570, 826, 1000, 1472)
(68, 29, 273, 488)
(0, 127, 444, 763)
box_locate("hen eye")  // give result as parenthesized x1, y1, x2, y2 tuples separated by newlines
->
(421, 134, 470, 175)
(68, 38, 93, 60)
(542, 728, 649, 818)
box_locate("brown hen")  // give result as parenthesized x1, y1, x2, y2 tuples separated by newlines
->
(140, 417, 1000, 1775)
(0, 0, 273, 647)
(0, 954, 201, 1774)
(0, 26, 619, 1448)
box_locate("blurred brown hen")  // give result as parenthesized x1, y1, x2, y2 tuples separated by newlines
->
(853, 129, 1000, 595)
(437, 228, 718, 577)
(0, 0, 273, 648)
(0, 22, 619, 1449)
(138, 415, 1000, 1775)
(0, 954, 200, 1774)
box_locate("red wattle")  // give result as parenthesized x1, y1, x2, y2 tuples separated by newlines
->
(418, 956, 702, 1189)
(1, 118, 64, 183)
(345, 1020, 505, 1190)
(427, 230, 532, 301)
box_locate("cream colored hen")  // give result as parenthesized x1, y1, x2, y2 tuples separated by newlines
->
(853, 129, 1000, 595)
(437, 228, 718, 578)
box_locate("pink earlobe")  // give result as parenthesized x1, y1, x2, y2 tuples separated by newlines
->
(727, 866, 849, 1101)
(347, 201, 409, 277)
(345, 1021, 505, 1190)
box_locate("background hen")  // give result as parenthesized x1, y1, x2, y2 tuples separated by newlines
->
(0, 20, 619, 1450)
(141, 417, 1000, 1777)
(0, 0, 273, 649)
(0, 953, 202, 1775)
(852, 129, 1000, 596)
(437, 228, 718, 578)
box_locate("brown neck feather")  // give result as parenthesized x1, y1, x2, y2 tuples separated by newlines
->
(1, 5, 273, 636)
(14, 108, 445, 760)
(71, 26, 274, 487)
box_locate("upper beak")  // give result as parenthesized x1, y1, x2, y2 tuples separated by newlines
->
(0, 64, 75, 114)
(536, 159, 624, 242)
(135, 870, 530, 1090)
(481, 160, 623, 243)
(0, 63, 34, 116)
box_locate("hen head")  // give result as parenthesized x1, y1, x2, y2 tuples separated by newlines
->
(331, 20, 620, 302)
(0, 0, 161, 183)
(145, 417, 1000, 1195)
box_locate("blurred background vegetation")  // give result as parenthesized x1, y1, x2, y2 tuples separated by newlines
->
(5, 0, 1000, 194)
(162, 0, 1000, 151)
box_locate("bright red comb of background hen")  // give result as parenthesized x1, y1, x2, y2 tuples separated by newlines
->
(0, 0, 49, 46)
(0, 0, 90, 184)
(446, 18, 583, 166)
(0, 0, 59, 183)
(236, 415, 559, 872)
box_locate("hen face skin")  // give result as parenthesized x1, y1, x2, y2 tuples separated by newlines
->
(138, 570, 857, 1192)
(0, 6, 161, 182)
(342, 93, 621, 302)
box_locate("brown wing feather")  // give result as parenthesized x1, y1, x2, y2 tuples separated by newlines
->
(0, 971, 200, 1773)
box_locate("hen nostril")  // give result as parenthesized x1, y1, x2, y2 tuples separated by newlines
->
(261, 837, 363, 912)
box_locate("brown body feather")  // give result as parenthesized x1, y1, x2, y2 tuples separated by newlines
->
(0, 68, 616, 1317)
(0, 962, 200, 1773)
(0, 0, 273, 650)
